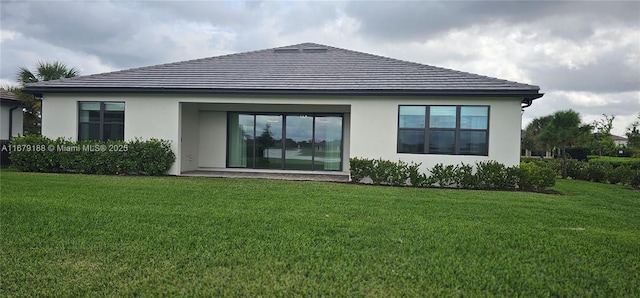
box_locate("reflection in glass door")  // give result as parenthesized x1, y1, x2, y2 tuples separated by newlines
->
(255, 115, 283, 169)
(285, 115, 314, 170)
(314, 116, 342, 170)
(227, 112, 342, 171)
(228, 113, 254, 168)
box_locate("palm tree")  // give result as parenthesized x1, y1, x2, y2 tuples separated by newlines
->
(539, 110, 591, 178)
(16, 61, 80, 134)
(18, 61, 79, 83)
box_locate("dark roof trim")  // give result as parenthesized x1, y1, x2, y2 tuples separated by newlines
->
(1, 98, 22, 105)
(24, 87, 543, 100)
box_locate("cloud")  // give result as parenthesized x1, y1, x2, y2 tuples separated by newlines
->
(0, 29, 114, 86)
(1, 1, 252, 72)
(2, 2, 139, 56)
(523, 91, 640, 136)
(527, 26, 640, 93)
(344, 1, 640, 42)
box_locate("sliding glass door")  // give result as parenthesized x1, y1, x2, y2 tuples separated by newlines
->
(314, 116, 342, 170)
(285, 115, 314, 170)
(227, 112, 343, 171)
(227, 113, 254, 168)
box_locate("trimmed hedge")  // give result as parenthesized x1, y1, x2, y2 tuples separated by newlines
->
(587, 156, 640, 166)
(349, 158, 556, 191)
(524, 156, 640, 188)
(9, 135, 175, 176)
(349, 157, 426, 186)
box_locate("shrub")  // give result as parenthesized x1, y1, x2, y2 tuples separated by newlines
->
(387, 160, 410, 186)
(367, 159, 391, 185)
(475, 161, 517, 190)
(368, 159, 391, 185)
(349, 157, 373, 183)
(559, 157, 640, 188)
(128, 138, 176, 175)
(586, 161, 613, 183)
(521, 158, 562, 178)
(587, 156, 640, 170)
(349, 158, 555, 191)
(9, 136, 175, 176)
(520, 157, 542, 163)
(518, 162, 556, 190)
(607, 165, 632, 185)
(407, 161, 428, 187)
(565, 159, 588, 180)
(630, 170, 640, 188)
(8, 135, 61, 172)
(539, 159, 562, 177)
(349, 158, 418, 186)
(538, 165, 557, 189)
(504, 166, 521, 190)
(454, 163, 477, 189)
(429, 163, 457, 187)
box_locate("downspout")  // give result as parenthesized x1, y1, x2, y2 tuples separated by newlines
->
(8, 104, 20, 139)
(521, 97, 533, 111)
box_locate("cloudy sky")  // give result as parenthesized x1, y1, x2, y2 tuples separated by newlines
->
(1, 0, 639, 135)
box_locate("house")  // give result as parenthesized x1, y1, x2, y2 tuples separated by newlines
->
(1, 88, 23, 140)
(1, 88, 23, 167)
(23, 43, 543, 178)
(610, 135, 628, 147)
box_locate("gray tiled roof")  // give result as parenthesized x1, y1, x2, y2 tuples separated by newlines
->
(0, 88, 20, 101)
(24, 43, 542, 98)
(610, 135, 628, 141)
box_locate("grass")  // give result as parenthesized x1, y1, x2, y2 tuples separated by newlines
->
(1, 170, 639, 296)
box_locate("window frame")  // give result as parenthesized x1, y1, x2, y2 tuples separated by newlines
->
(78, 101, 125, 141)
(397, 105, 490, 156)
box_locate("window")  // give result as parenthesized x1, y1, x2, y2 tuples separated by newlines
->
(227, 112, 343, 171)
(397, 105, 489, 155)
(79, 102, 124, 141)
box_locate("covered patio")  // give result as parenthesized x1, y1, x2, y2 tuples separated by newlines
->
(179, 101, 352, 176)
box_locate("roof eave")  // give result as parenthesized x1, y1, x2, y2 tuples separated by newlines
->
(23, 86, 543, 99)
(1, 98, 22, 105)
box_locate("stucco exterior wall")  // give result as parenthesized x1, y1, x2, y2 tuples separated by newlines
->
(198, 111, 226, 168)
(41, 94, 78, 139)
(41, 93, 181, 174)
(349, 97, 523, 170)
(1, 104, 11, 139)
(39, 93, 523, 176)
(180, 103, 200, 172)
(1, 103, 23, 139)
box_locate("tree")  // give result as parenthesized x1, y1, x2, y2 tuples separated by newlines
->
(256, 123, 275, 158)
(16, 61, 80, 135)
(626, 113, 640, 155)
(522, 115, 553, 155)
(591, 114, 616, 156)
(539, 110, 591, 179)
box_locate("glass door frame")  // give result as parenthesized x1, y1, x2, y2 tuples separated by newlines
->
(226, 111, 344, 171)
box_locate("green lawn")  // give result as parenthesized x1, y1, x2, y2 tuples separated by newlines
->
(1, 170, 638, 296)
